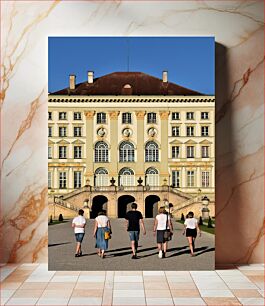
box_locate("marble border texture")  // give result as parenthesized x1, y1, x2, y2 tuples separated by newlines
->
(0, 0, 264, 264)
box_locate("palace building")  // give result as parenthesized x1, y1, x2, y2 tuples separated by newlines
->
(48, 71, 215, 219)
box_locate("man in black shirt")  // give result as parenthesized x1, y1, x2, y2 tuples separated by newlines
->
(125, 203, 146, 259)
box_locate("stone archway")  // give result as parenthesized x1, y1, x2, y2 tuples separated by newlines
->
(145, 195, 160, 218)
(118, 195, 135, 218)
(91, 195, 108, 219)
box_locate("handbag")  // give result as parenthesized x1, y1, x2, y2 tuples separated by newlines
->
(163, 213, 172, 241)
(97, 217, 111, 240)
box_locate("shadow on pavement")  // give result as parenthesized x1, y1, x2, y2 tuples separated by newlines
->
(48, 242, 71, 247)
(167, 246, 208, 257)
(195, 247, 215, 257)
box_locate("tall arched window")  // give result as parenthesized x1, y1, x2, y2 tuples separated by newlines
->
(95, 141, 109, 162)
(119, 168, 135, 186)
(145, 141, 159, 162)
(146, 167, 159, 186)
(119, 141, 135, 162)
(95, 168, 109, 186)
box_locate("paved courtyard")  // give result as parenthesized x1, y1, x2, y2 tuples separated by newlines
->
(48, 219, 215, 271)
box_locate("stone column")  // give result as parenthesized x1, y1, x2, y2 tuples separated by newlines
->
(84, 111, 95, 185)
(54, 167, 58, 190)
(69, 167, 73, 190)
(159, 111, 170, 185)
(135, 111, 145, 215)
(108, 111, 119, 180)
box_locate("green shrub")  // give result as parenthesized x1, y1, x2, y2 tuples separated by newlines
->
(208, 217, 213, 228)
(199, 216, 203, 225)
(49, 215, 53, 223)
(181, 213, 185, 221)
(58, 214, 63, 222)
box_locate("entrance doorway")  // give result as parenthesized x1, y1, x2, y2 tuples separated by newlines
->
(91, 195, 108, 219)
(145, 195, 160, 218)
(118, 195, 135, 218)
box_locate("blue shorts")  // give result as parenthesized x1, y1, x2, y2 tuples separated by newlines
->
(128, 231, 140, 242)
(75, 233, 84, 243)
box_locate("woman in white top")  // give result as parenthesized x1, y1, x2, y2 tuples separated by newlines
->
(153, 206, 173, 259)
(93, 210, 111, 258)
(183, 211, 201, 256)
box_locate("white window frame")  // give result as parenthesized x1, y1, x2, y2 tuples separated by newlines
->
(202, 171, 210, 187)
(97, 112, 107, 124)
(172, 170, 180, 188)
(201, 126, 209, 136)
(95, 168, 109, 187)
(119, 141, 135, 162)
(59, 126, 67, 137)
(172, 112, 180, 120)
(59, 172, 67, 189)
(147, 112, 157, 124)
(187, 146, 195, 158)
(74, 146, 82, 159)
(187, 170, 195, 187)
(201, 112, 209, 120)
(59, 112, 67, 120)
(201, 146, 209, 158)
(59, 146, 67, 159)
(74, 171, 82, 188)
(48, 126, 52, 137)
(145, 141, 159, 162)
(122, 112, 132, 124)
(74, 126, 82, 137)
(48, 146, 52, 159)
(119, 168, 135, 186)
(172, 126, 180, 137)
(95, 141, 109, 162)
(73, 112, 82, 120)
(146, 167, 159, 186)
(186, 112, 194, 120)
(187, 126, 194, 137)
(172, 146, 180, 158)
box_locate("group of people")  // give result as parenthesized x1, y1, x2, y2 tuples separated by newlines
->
(71, 203, 201, 259)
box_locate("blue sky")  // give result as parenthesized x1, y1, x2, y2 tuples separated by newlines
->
(48, 37, 215, 95)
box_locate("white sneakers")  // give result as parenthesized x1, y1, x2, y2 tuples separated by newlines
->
(158, 250, 163, 259)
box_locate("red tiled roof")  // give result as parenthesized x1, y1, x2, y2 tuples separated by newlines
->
(50, 72, 202, 96)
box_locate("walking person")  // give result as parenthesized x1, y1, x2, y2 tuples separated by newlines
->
(153, 207, 173, 258)
(72, 209, 86, 257)
(93, 210, 112, 258)
(125, 203, 146, 259)
(183, 211, 201, 256)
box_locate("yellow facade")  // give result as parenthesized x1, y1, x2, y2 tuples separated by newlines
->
(48, 96, 215, 203)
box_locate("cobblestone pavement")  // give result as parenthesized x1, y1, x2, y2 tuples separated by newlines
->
(48, 219, 215, 271)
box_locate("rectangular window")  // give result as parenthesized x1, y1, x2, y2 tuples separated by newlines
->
(172, 126, 180, 137)
(59, 172, 67, 189)
(73, 127, 82, 137)
(172, 146, 180, 158)
(48, 147, 52, 159)
(187, 146, 194, 158)
(59, 146, 67, 159)
(201, 112, 209, 119)
(48, 112, 52, 120)
(59, 127, 67, 137)
(147, 112, 157, 124)
(122, 112, 132, 124)
(97, 112, 106, 124)
(186, 126, 194, 136)
(48, 172, 52, 189)
(74, 146, 82, 159)
(172, 112, 180, 120)
(202, 171, 210, 187)
(74, 171, 82, 188)
(202, 146, 209, 158)
(59, 112, 67, 120)
(73, 112, 82, 120)
(201, 126, 209, 136)
(186, 112, 194, 120)
(172, 170, 180, 187)
(48, 126, 52, 137)
(187, 170, 195, 187)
